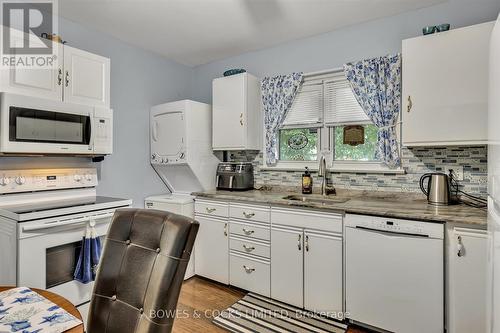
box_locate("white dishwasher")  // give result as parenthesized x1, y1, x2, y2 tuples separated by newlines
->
(345, 214, 444, 333)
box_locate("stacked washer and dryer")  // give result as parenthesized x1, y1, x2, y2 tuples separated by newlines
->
(145, 100, 219, 279)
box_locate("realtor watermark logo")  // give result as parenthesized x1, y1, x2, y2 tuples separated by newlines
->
(0, 0, 58, 69)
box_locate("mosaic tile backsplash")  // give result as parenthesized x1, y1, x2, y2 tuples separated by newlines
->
(224, 146, 488, 197)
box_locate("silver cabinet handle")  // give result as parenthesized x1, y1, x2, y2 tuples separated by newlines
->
(243, 265, 255, 273)
(240, 113, 244, 126)
(242, 228, 254, 235)
(57, 68, 62, 85)
(457, 235, 464, 257)
(407, 96, 413, 113)
(243, 212, 255, 218)
(298, 234, 302, 251)
(305, 235, 309, 252)
(205, 207, 216, 213)
(229, 175, 234, 189)
(224, 223, 228, 237)
(242, 244, 255, 252)
(65, 70, 70, 87)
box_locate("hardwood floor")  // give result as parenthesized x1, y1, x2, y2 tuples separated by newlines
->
(173, 276, 370, 333)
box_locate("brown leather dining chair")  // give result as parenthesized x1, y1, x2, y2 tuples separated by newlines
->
(86, 208, 199, 333)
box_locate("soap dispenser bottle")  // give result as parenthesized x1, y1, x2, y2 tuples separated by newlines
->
(302, 167, 313, 194)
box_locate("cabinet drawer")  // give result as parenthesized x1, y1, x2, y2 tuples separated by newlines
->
(271, 207, 342, 233)
(195, 200, 229, 218)
(230, 253, 270, 297)
(230, 203, 270, 223)
(230, 221, 270, 241)
(230, 237, 270, 258)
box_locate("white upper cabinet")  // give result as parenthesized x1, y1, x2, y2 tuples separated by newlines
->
(63, 45, 110, 107)
(402, 22, 494, 146)
(0, 41, 110, 108)
(212, 72, 261, 150)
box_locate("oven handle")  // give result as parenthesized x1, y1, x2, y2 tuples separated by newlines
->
(22, 213, 114, 232)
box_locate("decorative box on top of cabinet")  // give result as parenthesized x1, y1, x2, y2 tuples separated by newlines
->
(402, 21, 493, 146)
(0, 30, 110, 108)
(212, 72, 261, 150)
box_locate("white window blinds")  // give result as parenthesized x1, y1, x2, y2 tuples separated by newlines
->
(324, 78, 370, 126)
(281, 83, 323, 128)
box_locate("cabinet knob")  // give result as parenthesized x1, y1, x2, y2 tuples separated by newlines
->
(205, 207, 216, 213)
(243, 265, 255, 274)
(407, 96, 413, 113)
(57, 68, 62, 85)
(242, 244, 255, 252)
(242, 212, 255, 219)
(242, 228, 254, 235)
(457, 235, 464, 257)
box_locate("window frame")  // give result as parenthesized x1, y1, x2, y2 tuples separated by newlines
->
(262, 68, 404, 174)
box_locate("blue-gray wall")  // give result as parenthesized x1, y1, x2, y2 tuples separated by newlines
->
(0, 17, 193, 206)
(191, 0, 500, 103)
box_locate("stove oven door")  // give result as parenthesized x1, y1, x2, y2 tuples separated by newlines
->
(17, 209, 115, 321)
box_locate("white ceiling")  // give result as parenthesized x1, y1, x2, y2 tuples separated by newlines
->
(60, 0, 446, 67)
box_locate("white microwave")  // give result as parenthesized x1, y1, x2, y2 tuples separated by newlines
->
(0, 93, 113, 155)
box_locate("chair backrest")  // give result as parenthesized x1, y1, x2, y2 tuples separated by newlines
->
(87, 208, 199, 333)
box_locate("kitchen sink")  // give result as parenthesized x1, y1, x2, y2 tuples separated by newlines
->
(282, 194, 350, 204)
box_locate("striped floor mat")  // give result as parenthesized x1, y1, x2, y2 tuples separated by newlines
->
(213, 293, 347, 333)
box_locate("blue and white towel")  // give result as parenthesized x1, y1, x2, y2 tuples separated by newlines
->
(0, 287, 82, 333)
(73, 220, 102, 284)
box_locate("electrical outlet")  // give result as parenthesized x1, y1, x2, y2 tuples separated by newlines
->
(443, 165, 464, 181)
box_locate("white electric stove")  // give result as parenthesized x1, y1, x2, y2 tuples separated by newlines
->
(0, 168, 132, 325)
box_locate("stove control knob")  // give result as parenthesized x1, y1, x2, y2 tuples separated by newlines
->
(15, 176, 25, 185)
(74, 175, 82, 182)
(0, 177, 10, 186)
(85, 174, 93, 181)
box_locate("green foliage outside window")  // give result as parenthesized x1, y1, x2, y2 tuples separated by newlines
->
(334, 124, 378, 161)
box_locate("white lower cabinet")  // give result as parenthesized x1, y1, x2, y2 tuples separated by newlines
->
(230, 253, 270, 297)
(270, 208, 344, 315)
(194, 214, 229, 284)
(304, 230, 343, 314)
(270, 225, 304, 308)
(447, 226, 488, 333)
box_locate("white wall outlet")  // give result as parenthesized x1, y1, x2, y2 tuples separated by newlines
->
(443, 165, 464, 181)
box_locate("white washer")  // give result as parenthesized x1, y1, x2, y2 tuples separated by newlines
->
(145, 193, 195, 280)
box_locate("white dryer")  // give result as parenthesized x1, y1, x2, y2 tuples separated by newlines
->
(148, 100, 219, 280)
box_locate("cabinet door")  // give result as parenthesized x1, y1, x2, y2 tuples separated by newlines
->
(448, 227, 488, 333)
(212, 73, 246, 149)
(304, 230, 343, 315)
(194, 215, 229, 284)
(402, 22, 493, 146)
(63, 45, 110, 107)
(0, 40, 63, 101)
(270, 225, 303, 308)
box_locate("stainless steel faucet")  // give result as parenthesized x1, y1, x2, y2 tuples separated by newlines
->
(318, 155, 327, 196)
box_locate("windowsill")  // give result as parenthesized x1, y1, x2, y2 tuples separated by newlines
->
(260, 161, 405, 174)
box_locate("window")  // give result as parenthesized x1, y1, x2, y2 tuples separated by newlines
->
(271, 70, 396, 172)
(279, 128, 318, 161)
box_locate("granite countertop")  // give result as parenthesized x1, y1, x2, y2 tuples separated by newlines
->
(192, 188, 487, 226)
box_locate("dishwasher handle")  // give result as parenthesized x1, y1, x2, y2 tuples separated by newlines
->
(355, 226, 430, 239)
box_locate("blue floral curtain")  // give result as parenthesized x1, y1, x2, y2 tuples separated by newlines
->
(261, 72, 303, 166)
(344, 54, 402, 168)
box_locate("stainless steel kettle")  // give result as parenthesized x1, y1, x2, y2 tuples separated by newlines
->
(419, 173, 451, 206)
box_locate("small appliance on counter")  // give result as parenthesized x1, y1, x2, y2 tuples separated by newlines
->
(216, 162, 254, 191)
(420, 172, 455, 206)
